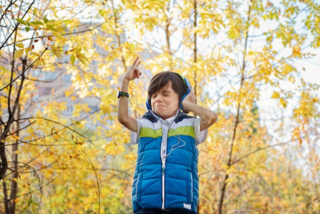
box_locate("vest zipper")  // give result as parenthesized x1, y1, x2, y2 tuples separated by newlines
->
(162, 116, 176, 209)
(162, 163, 165, 209)
(150, 110, 178, 210)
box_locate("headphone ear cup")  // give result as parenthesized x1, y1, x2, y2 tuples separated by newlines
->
(146, 99, 151, 110)
(180, 83, 191, 112)
(184, 78, 191, 93)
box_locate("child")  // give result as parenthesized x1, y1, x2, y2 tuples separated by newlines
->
(117, 57, 217, 214)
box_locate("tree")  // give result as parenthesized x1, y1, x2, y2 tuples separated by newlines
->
(0, 0, 124, 213)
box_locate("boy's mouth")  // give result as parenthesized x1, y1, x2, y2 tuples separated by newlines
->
(155, 104, 165, 107)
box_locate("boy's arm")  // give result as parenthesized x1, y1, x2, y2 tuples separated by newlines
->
(117, 57, 141, 133)
(182, 92, 217, 131)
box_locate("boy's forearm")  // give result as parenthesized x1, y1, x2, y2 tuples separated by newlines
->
(183, 102, 217, 127)
(117, 79, 130, 123)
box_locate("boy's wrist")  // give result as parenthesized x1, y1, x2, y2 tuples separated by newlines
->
(120, 78, 130, 89)
(117, 91, 129, 98)
(181, 101, 194, 112)
(121, 77, 130, 83)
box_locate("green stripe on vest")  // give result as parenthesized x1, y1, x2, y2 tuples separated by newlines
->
(168, 126, 195, 138)
(139, 127, 163, 138)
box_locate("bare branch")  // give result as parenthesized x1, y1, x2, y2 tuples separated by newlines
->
(0, 48, 48, 92)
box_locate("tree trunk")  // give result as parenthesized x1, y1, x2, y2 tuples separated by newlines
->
(8, 104, 20, 214)
(218, 1, 252, 213)
(193, 0, 198, 105)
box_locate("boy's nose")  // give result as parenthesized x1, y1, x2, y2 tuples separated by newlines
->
(155, 96, 163, 102)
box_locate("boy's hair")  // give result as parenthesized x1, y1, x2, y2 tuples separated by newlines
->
(147, 71, 188, 105)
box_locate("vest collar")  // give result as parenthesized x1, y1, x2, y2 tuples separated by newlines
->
(143, 110, 190, 123)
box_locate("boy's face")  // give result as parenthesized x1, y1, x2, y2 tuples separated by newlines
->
(151, 81, 179, 119)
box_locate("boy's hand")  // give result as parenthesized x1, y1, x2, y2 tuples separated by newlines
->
(123, 56, 141, 81)
(181, 90, 196, 112)
(181, 90, 217, 131)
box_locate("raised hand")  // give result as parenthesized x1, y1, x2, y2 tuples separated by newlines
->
(181, 90, 196, 112)
(123, 56, 141, 81)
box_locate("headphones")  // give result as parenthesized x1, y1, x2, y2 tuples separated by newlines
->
(146, 73, 191, 111)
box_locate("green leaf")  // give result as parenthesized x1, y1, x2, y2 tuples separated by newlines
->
(43, 15, 49, 23)
(47, 24, 57, 31)
(20, 198, 33, 213)
(25, 26, 30, 32)
(70, 54, 76, 65)
(32, 203, 36, 212)
(16, 18, 26, 25)
(0, 65, 7, 71)
(31, 21, 43, 25)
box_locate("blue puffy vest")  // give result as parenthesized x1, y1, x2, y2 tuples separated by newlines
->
(132, 110, 199, 213)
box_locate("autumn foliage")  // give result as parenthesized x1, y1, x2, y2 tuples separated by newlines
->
(0, 0, 319, 213)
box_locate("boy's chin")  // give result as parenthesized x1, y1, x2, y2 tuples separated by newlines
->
(154, 110, 176, 119)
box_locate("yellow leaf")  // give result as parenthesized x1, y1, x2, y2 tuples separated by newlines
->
(225, 177, 236, 184)
(100, 91, 115, 114)
(16, 43, 24, 48)
(65, 90, 72, 97)
(282, 64, 294, 75)
(103, 142, 125, 155)
(288, 75, 295, 83)
(221, 163, 229, 170)
(124, 153, 136, 160)
(271, 91, 280, 98)
(24, 135, 34, 141)
(96, 116, 103, 124)
(292, 44, 301, 58)
(52, 31, 61, 38)
(100, 103, 111, 115)
(280, 98, 287, 108)
(102, 91, 113, 102)
(78, 55, 88, 66)
(25, 47, 32, 54)
(0, 65, 7, 71)
(47, 168, 54, 175)
(14, 49, 24, 60)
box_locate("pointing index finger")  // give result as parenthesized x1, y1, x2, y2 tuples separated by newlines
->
(133, 56, 140, 66)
